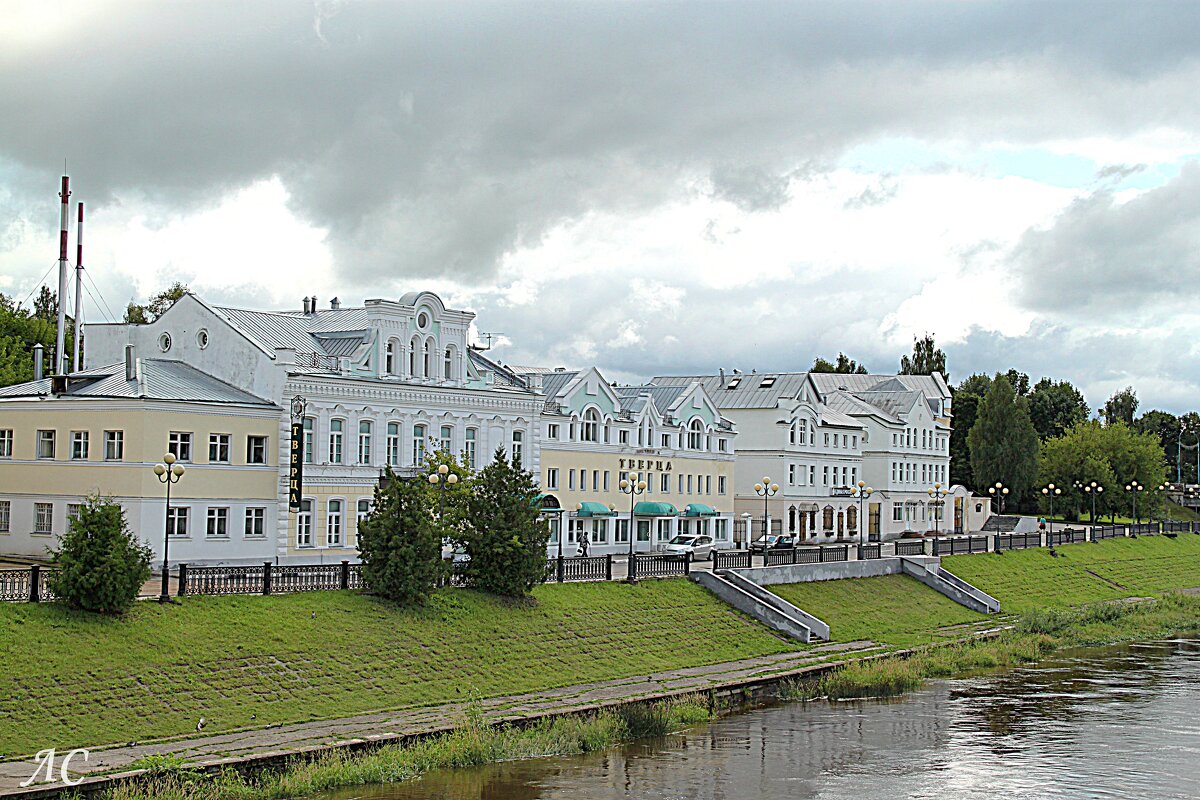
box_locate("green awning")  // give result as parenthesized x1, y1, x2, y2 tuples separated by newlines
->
(633, 501, 678, 516)
(535, 493, 563, 512)
(577, 501, 617, 517)
(684, 503, 718, 517)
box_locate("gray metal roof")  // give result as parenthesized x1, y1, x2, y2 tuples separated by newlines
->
(467, 349, 529, 389)
(808, 372, 949, 402)
(0, 360, 275, 406)
(535, 370, 579, 400)
(616, 385, 688, 417)
(212, 306, 369, 357)
(651, 373, 809, 409)
(823, 390, 903, 424)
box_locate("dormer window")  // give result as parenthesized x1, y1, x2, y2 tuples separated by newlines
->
(726, 378, 741, 390)
(759, 376, 776, 388)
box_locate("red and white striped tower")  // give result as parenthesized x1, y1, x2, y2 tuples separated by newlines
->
(55, 176, 70, 375)
(72, 202, 84, 372)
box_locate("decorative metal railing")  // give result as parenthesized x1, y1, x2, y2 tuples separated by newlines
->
(993, 532, 1042, 552)
(895, 540, 927, 557)
(546, 555, 612, 583)
(712, 550, 752, 571)
(1129, 522, 1161, 537)
(933, 536, 989, 556)
(0, 566, 58, 602)
(1048, 528, 1087, 547)
(860, 543, 883, 560)
(631, 552, 690, 579)
(1092, 524, 1126, 540)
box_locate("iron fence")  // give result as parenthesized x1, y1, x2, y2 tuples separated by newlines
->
(933, 536, 989, 556)
(181, 561, 360, 596)
(1129, 522, 1161, 537)
(895, 539, 927, 557)
(631, 552, 690, 579)
(1092, 524, 1126, 541)
(0, 566, 57, 602)
(860, 543, 883, 560)
(1162, 521, 1192, 534)
(712, 549, 752, 571)
(547, 554, 612, 583)
(1048, 528, 1087, 547)
(994, 532, 1041, 552)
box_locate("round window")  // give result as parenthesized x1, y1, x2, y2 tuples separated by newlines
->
(158, 332, 172, 352)
(417, 312, 429, 329)
(196, 329, 209, 349)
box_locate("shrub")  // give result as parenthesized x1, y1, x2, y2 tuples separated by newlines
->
(462, 448, 551, 597)
(47, 494, 152, 614)
(356, 467, 443, 605)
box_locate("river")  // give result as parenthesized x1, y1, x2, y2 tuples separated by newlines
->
(323, 639, 1200, 799)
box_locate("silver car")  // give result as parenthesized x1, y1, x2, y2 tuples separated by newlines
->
(664, 534, 716, 561)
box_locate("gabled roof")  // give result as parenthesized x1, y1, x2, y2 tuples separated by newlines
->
(466, 349, 529, 389)
(808, 372, 950, 403)
(824, 390, 903, 424)
(211, 305, 370, 359)
(616, 385, 687, 417)
(651, 373, 810, 409)
(0, 360, 275, 406)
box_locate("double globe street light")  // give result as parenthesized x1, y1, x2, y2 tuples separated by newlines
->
(153, 452, 186, 604)
(754, 477, 780, 542)
(428, 464, 459, 521)
(851, 481, 873, 559)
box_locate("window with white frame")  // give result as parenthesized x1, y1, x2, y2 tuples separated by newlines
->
(512, 430, 523, 464)
(104, 430, 124, 460)
(247, 435, 268, 465)
(661, 473, 670, 493)
(0, 500, 8, 532)
(465, 428, 477, 468)
(358, 421, 373, 464)
(168, 431, 191, 461)
(439, 425, 452, 453)
(603, 471, 611, 491)
(412, 424, 426, 465)
(67, 503, 82, 525)
(206, 507, 229, 538)
(0, 429, 11, 458)
(546, 468, 559, 490)
(616, 518, 630, 543)
(823, 466, 829, 486)
(244, 507, 266, 538)
(661, 433, 671, 448)
(166, 506, 189, 537)
(444, 347, 453, 380)
(619, 429, 629, 445)
(209, 433, 231, 463)
(297, 500, 313, 546)
(34, 502, 53, 534)
(719, 475, 727, 494)
(715, 519, 728, 540)
(385, 339, 397, 375)
(893, 504, 904, 522)
(327, 499, 343, 546)
(386, 422, 400, 465)
(705, 476, 711, 494)
(329, 419, 344, 463)
(357, 498, 371, 530)
(70, 431, 88, 460)
(688, 420, 703, 450)
(568, 470, 575, 491)
(582, 409, 600, 442)
(592, 470, 599, 492)
(547, 423, 559, 440)
(37, 430, 56, 459)
(824, 432, 829, 446)
(718, 437, 728, 452)
(788, 464, 796, 485)
(303, 417, 315, 463)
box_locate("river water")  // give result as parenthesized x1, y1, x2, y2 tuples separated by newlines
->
(326, 640, 1200, 800)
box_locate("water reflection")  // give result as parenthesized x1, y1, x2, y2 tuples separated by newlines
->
(324, 640, 1200, 800)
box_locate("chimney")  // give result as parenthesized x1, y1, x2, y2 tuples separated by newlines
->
(719, 367, 726, 384)
(56, 176, 70, 375)
(302, 296, 310, 314)
(330, 297, 341, 310)
(311, 296, 318, 315)
(125, 344, 136, 382)
(33, 343, 44, 381)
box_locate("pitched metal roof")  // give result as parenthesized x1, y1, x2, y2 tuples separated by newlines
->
(212, 306, 368, 357)
(616, 385, 687, 417)
(650, 373, 809, 409)
(808, 372, 949, 402)
(823, 390, 903, 424)
(0, 360, 275, 406)
(467, 349, 529, 389)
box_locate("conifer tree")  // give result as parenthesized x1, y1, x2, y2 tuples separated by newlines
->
(356, 467, 443, 604)
(48, 495, 152, 614)
(463, 448, 549, 598)
(967, 374, 1039, 500)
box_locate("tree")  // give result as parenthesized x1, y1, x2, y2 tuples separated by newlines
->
(46, 495, 152, 614)
(33, 286, 57, 321)
(1027, 377, 1089, 441)
(967, 374, 1039, 502)
(462, 448, 550, 598)
(811, 352, 868, 374)
(420, 447, 474, 544)
(899, 333, 948, 383)
(1039, 421, 1167, 522)
(356, 467, 443, 605)
(949, 391, 979, 488)
(125, 282, 188, 324)
(0, 292, 63, 387)
(1104, 386, 1138, 427)
(1003, 369, 1030, 397)
(957, 373, 992, 397)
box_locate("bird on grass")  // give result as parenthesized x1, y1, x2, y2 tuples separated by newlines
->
(311, 611, 317, 620)
(196, 717, 207, 732)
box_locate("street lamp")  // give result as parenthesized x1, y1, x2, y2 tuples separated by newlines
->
(1158, 483, 1170, 524)
(1125, 480, 1144, 527)
(926, 482, 949, 539)
(1083, 481, 1103, 524)
(754, 477, 780, 542)
(428, 463, 459, 521)
(618, 474, 647, 577)
(153, 453, 186, 604)
(851, 480, 873, 558)
(987, 482, 1010, 515)
(1041, 483, 1062, 543)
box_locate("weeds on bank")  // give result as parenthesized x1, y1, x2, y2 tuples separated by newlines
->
(89, 697, 712, 800)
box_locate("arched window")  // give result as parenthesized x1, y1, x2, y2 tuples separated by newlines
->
(328, 419, 344, 464)
(465, 428, 477, 468)
(424, 337, 434, 378)
(512, 430, 524, 465)
(582, 409, 600, 442)
(439, 425, 452, 452)
(385, 339, 397, 375)
(798, 419, 808, 445)
(822, 505, 834, 531)
(688, 419, 704, 450)
(444, 346, 454, 381)
(410, 336, 420, 376)
(847, 505, 857, 533)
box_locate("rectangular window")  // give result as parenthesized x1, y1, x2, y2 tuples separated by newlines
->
(327, 499, 343, 546)
(619, 430, 629, 445)
(593, 519, 608, 544)
(329, 419, 344, 463)
(592, 470, 600, 492)
(808, 465, 815, 485)
(297, 499, 313, 547)
(439, 425, 452, 454)
(824, 432, 830, 446)
(678, 474, 684, 494)
(206, 507, 229, 538)
(387, 422, 401, 466)
(209, 433, 231, 463)
(69, 431, 88, 460)
(616, 519, 630, 543)
(244, 508, 266, 538)
(247, 435, 268, 465)
(166, 506, 189, 537)
(66, 503, 82, 527)
(705, 476, 711, 495)
(34, 502, 53, 534)
(715, 518, 728, 541)
(718, 475, 727, 495)
(546, 468, 559, 490)
(547, 423, 560, 440)
(465, 428, 477, 469)
(359, 421, 373, 464)
(657, 519, 672, 541)
(513, 430, 524, 465)
(661, 433, 671, 448)
(688, 474, 694, 494)
(104, 430, 124, 460)
(789, 464, 796, 484)
(303, 417, 315, 463)
(823, 466, 829, 486)
(661, 473, 670, 493)
(718, 438, 727, 452)
(0, 500, 8, 532)
(603, 471, 610, 492)
(37, 430, 56, 459)
(893, 504, 904, 522)
(0, 429, 11, 458)
(168, 431, 192, 461)
(357, 499, 371, 531)
(568, 469, 576, 490)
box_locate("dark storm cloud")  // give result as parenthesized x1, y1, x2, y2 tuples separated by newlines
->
(3, 1, 1200, 285)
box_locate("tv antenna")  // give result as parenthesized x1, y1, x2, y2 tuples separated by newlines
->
(471, 332, 504, 352)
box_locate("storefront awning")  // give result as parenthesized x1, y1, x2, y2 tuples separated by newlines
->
(684, 503, 718, 517)
(535, 493, 564, 513)
(577, 501, 617, 517)
(633, 501, 678, 516)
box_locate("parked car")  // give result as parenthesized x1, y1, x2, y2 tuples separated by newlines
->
(749, 534, 797, 553)
(664, 534, 716, 560)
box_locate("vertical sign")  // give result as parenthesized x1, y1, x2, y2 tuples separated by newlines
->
(289, 422, 304, 510)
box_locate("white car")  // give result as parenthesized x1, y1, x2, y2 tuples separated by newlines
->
(664, 534, 716, 561)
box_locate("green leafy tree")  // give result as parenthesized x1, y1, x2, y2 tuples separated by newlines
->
(899, 333, 949, 383)
(1039, 421, 1167, 522)
(0, 290, 69, 386)
(949, 390, 979, 488)
(967, 374, 1039, 502)
(1103, 386, 1138, 427)
(125, 282, 188, 324)
(356, 467, 443, 605)
(1028, 377, 1089, 441)
(419, 447, 475, 544)
(47, 495, 152, 614)
(33, 286, 57, 321)
(957, 373, 992, 397)
(462, 448, 550, 598)
(811, 352, 868, 374)
(1003, 369, 1030, 397)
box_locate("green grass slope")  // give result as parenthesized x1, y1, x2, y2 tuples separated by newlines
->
(944, 534, 1200, 613)
(0, 580, 795, 759)
(768, 574, 987, 646)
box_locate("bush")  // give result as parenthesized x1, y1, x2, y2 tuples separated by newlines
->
(356, 467, 443, 605)
(47, 494, 152, 614)
(462, 448, 551, 597)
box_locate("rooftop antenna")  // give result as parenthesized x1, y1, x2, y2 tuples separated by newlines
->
(55, 175, 70, 375)
(471, 332, 504, 351)
(72, 202, 84, 372)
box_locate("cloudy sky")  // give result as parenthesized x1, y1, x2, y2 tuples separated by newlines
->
(2, 1, 1199, 413)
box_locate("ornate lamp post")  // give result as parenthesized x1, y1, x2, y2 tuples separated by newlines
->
(1041, 483, 1061, 543)
(618, 474, 647, 576)
(428, 463, 459, 522)
(1126, 480, 1143, 528)
(1159, 483, 1170, 524)
(153, 453, 185, 604)
(987, 482, 1010, 515)
(754, 477, 779, 542)
(926, 482, 948, 539)
(1083, 481, 1103, 524)
(851, 480, 873, 558)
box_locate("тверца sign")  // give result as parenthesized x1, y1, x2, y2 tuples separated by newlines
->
(289, 422, 304, 509)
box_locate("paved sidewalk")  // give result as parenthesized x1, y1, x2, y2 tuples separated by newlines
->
(0, 641, 882, 795)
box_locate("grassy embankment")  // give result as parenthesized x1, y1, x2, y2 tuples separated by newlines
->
(0, 580, 795, 759)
